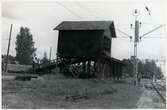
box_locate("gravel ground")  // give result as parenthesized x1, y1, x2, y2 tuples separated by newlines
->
(2, 75, 143, 109)
(137, 79, 166, 109)
(137, 87, 166, 108)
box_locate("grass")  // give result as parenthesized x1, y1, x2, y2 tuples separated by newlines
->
(6, 64, 31, 72)
(2, 74, 143, 109)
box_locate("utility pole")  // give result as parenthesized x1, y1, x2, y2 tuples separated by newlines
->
(116, 9, 166, 86)
(4, 24, 13, 72)
(132, 10, 140, 86)
(49, 47, 52, 61)
(131, 9, 166, 86)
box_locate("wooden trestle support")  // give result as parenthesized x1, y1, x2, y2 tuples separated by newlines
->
(57, 56, 116, 79)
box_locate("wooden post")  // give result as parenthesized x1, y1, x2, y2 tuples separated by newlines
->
(110, 61, 113, 78)
(49, 47, 52, 61)
(5, 24, 13, 72)
(102, 61, 107, 79)
(114, 63, 117, 80)
(82, 61, 86, 73)
(96, 59, 102, 79)
(120, 65, 122, 78)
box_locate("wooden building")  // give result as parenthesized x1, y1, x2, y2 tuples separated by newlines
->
(54, 21, 125, 79)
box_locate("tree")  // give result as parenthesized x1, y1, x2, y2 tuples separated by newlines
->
(2, 54, 16, 64)
(15, 27, 36, 65)
(41, 52, 49, 65)
(122, 58, 133, 77)
(156, 67, 163, 79)
(122, 58, 163, 79)
(138, 60, 144, 74)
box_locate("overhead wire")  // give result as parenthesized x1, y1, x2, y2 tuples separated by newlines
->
(115, 28, 132, 38)
(2, 38, 8, 41)
(74, 2, 102, 20)
(142, 36, 166, 39)
(55, 2, 84, 20)
(74, 2, 131, 28)
(142, 22, 163, 26)
(140, 24, 166, 39)
(74, 2, 133, 30)
(57, 2, 133, 40)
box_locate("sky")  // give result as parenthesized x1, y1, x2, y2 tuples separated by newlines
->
(1, 0, 167, 74)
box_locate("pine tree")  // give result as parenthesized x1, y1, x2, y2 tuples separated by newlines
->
(41, 52, 49, 65)
(15, 27, 36, 65)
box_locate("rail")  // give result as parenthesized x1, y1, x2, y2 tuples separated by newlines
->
(151, 83, 166, 104)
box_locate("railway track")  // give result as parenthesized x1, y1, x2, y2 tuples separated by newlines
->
(151, 82, 166, 104)
(157, 83, 166, 90)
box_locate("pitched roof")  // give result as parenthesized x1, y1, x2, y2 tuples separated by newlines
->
(54, 21, 115, 30)
(105, 56, 126, 65)
(110, 57, 126, 65)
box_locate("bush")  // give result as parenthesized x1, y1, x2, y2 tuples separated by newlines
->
(26, 67, 34, 74)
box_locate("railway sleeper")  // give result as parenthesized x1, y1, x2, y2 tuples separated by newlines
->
(144, 84, 153, 90)
(15, 76, 38, 81)
(65, 95, 89, 101)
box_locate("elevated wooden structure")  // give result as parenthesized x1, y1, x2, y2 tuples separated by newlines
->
(54, 21, 125, 79)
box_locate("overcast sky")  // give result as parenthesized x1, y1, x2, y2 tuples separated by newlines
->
(2, 0, 167, 63)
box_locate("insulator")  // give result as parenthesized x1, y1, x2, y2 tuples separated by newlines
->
(130, 36, 132, 41)
(139, 37, 141, 42)
(140, 22, 142, 27)
(134, 9, 138, 14)
(130, 24, 133, 29)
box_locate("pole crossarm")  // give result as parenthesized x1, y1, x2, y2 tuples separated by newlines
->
(140, 24, 166, 39)
(116, 28, 132, 39)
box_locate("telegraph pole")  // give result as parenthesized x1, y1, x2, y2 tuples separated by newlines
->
(132, 9, 166, 86)
(116, 9, 166, 86)
(49, 47, 52, 61)
(4, 24, 13, 72)
(132, 10, 140, 86)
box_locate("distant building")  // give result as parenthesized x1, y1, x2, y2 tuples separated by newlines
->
(54, 21, 125, 79)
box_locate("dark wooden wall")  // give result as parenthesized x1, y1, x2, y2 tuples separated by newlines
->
(57, 29, 123, 79)
(57, 30, 112, 58)
(95, 59, 123, 79)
